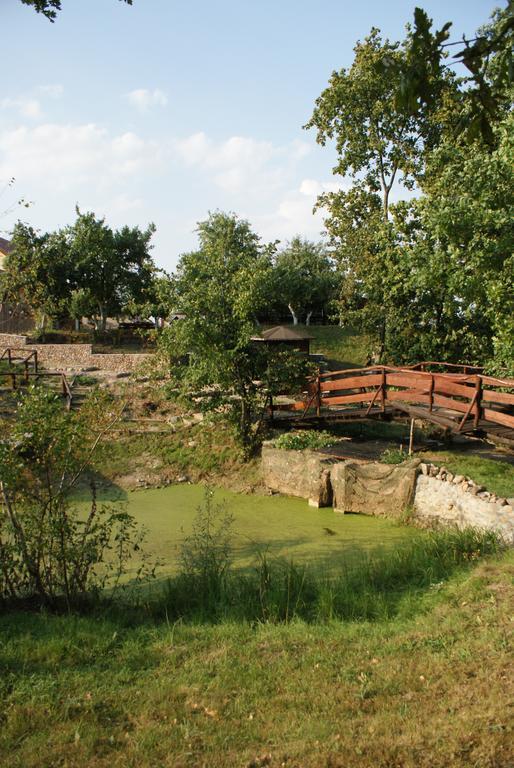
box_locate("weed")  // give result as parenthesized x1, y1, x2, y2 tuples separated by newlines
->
(275, 429, 336, 451)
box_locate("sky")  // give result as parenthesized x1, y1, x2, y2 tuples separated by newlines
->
(0, 0, 503, 271)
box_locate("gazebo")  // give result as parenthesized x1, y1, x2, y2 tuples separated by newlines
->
(251, 325, 314, 354)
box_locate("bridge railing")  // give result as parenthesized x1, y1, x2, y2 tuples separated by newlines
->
(272, 365, 514, 432)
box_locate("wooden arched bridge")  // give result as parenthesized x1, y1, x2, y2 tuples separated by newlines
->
(269, 362, 514, 446)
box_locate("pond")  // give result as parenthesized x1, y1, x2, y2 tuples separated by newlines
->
(87, 484, 423, 577)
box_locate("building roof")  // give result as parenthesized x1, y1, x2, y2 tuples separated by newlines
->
(252, 325, 314, 342)
(0, 237, 12, 255)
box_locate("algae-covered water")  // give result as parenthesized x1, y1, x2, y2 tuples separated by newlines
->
(88, 484, 422, 576)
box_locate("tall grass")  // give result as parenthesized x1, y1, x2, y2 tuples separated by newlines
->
(158, 527, 502, 624)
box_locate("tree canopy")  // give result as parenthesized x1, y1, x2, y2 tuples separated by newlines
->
(159, 212, 311, 452)
(19, 0, 132, 22)
(3, 210, 157, 331)
(307, 4, 514, 371)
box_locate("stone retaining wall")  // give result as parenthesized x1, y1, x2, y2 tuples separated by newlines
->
(0, 333, 152, 373)
(261, 444, 514, 544)
(261, 445, 334, 507)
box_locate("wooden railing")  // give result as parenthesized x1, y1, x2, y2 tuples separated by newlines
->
(0, 370, 73, 410)
(0, 347, 38, 380)
(407, 360, 484, 375)
(271, 365, 514, 433)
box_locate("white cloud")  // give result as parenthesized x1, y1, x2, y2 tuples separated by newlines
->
(255, 177, 351, 242)
(0, 123, 163, 192)
(0, 97, 42, 120)
(38, 84, 64, 99)
(173, 132, 306, 194)
(126, 88, 168, 111)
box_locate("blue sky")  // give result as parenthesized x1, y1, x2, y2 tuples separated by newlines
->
(0, 0, 502, 270)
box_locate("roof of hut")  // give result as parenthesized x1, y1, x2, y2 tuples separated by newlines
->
(252, 325, 314, 342)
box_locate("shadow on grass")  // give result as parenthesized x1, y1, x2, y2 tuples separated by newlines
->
(0, 528, 504, 645)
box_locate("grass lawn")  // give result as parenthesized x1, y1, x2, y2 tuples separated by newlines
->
(1, 551, 512, 768)
(80, 484, 422, 579)
(426, 452, 514, 499)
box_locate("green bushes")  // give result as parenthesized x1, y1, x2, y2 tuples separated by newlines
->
(0, 388, 154, 607)
(274, 429, 336, 451)
(379, 447, 408, 464)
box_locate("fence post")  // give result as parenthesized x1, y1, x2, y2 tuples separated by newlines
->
(474, 376, 482, 429)
(381, 369, 386, 412)
(316, 373, 321, 417)
(7, 348, 11, 366)
(429, 375, 434, 412)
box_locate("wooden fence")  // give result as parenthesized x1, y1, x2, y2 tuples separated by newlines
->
(0, 347, 73, 411)
(271, 364, 514, 434)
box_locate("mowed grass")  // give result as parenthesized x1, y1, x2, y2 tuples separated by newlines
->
(82, 484, 422, 579)
(303, 324, 370, 367)
(427, 452, 514, 499)
(1, 551, 512, 768)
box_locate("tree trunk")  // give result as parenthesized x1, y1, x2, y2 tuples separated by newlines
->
(287, 305, 299, 325)
(305, 310, 313, 326)
(74, 317, 80, 331)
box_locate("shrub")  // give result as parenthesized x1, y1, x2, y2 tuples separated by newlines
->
(274, 429, 336, 451)
(178, 488, 234, 610)
(379, 447, 408, 464)
(72, 373, 98, 386)
(0, 387, 154, 607)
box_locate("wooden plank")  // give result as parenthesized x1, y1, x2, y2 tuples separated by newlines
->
(320, 374, 383, 392)
(393, 403, 461, 429)
(387, 390, 431, 406)
(323, 392, 378, 407)
(432, 376, 476, 399)
(481, 389, 514, 406)
(483, 408, 514, 429)
(386, 372, 431, 389)
(432, 393, 471, 414)
(481, 375, 514, 387)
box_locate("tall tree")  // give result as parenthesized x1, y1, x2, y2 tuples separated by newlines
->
(274, 237, 336, 325)
(68, 210, 156, 331)
(3, 223, 73, 330)
(159, 212, 309, 453)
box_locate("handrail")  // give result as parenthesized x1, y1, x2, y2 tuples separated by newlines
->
(0, 369, 72, 410)
(274, 364, 514, 433)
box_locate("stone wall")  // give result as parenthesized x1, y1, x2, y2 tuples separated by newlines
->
(261, 446, 514, 544)
(0, 333, 152, 373)
(331, 459, 420, 518)
(414, 463, 514, 545)
(261, 444, 334, 507)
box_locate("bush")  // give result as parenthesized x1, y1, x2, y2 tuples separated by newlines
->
(0, 388, 154, 607)
(379, 447, 408, 464)
(274, 429, 336, 451)
(72, 373, 98, 386)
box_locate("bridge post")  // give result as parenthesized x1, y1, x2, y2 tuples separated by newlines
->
(429, 375, 434, 412)
(474, 376, 482, 429)
(381, 369, 386, 412)
(316, 374, 321, 417)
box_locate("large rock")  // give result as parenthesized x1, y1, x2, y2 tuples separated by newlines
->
(331, 459, 420, 517)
